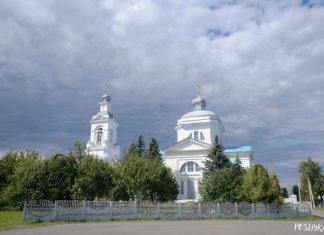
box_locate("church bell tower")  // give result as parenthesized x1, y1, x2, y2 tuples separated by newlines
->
(86, 86, 120, 161)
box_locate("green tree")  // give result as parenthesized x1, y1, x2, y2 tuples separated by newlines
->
(126, 141, 137, 156)
(242, 164, 270, 203)
(68, 140, 87, 162)
(281, 187, 289, 198)
(299, 158, 324, 205)
(0, 150, 44, 209)
(136, 135, 146, 157)
(112, 155, 178, 201)
(146, 137, 162, 160)
(268, 172, 283, 204)
(200, 157, 245, 202)
(0, 152, 20, 193)
(71, 156, 114, 200)
(291, 185, 300, 202)
(203, 135, 231, 177)
(42, 154, 78, 200)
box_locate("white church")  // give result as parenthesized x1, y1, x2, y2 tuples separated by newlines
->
(87, 88, 253, 201)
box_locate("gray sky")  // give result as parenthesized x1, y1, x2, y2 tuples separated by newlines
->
(1, 0, 324, 190)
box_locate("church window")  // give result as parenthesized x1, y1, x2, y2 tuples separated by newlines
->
(96, 127, 103, 146)
(200, 132, 205, 141)
(180, 161, 201, 173)
(193, 131, 199, 140)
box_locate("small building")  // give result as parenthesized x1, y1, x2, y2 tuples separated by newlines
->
(86, 89, 120, 161)
(164, 93, 253, 202)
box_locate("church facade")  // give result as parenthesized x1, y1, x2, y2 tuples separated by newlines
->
(164, 93, 253, 202)
(86, 90, 120, 161)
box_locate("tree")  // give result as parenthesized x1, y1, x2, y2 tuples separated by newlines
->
(242, 164, 270, 203)
(291, 185, 300, 202)
(71, 156, 114, 200)
(203, 135, 231, 177)
(281, 188, 289, 198)
(68, 140, 87, 162)
(200, 156, 245, 202)
(0, 150, 44, 209)
(126, 135, 146, 157)
(0, 152, 20, 193)
(111, 155, 178, 201)
(42, 154, 78, 200)
(146, 137, 162, 160)
(268, 173, 283, 204)
(299, 158, 324, 205)
(136, 135, 146, 157)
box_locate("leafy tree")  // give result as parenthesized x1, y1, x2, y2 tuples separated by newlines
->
(299, 158, 324, 205)
(112, 155, 178, 201)
(242, 164, 270, 203)
(0, 150, 44, 209)
(291, 185, 300, 201)
(42, 154, 78, 200)
(281, 187, 289, 198)
(0, 152, 20, 192)
(203, 135, 231, 177)
(71, 156, 114, 200)
(201, 157, 245, 202)
(146, 137, 162, 160)
(268, 172, 283, 204)
(68, 140, 87, 162)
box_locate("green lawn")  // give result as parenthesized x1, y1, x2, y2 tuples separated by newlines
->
(0, 211, 67, 231)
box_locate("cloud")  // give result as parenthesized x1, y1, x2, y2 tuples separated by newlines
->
(0, 0, 324, 189)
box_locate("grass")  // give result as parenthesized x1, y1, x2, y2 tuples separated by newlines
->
(0, 211, 67, 231)
(314, 207, 324, 211)
(0, 211, 319, 232)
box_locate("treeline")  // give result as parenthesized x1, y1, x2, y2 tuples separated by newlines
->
(0, 137, 179, 210)
(200, 136, 283, 204)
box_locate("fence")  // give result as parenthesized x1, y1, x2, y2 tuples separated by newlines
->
(23, 200, 312, 222)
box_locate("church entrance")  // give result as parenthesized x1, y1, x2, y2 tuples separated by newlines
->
(187, 180, 195, 199)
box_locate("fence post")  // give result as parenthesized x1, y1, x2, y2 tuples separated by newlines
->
(267, 204, 271, 218)
(53, 201, 57, 221)
(178, 203, 182, 219)
(235, 202, 238, 218)
(198, 202, 202, 219)
(134, 201, 137, 219)
(251, 203, 255, 218)
(109, 201, 113, 220)
(22, 200, 27, 222)
(82, 200, 86, 221)
(156, 202, 160, 219)
(217, 202, 221, 219)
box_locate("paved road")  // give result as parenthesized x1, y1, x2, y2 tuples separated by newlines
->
(1, 220, 324, 235)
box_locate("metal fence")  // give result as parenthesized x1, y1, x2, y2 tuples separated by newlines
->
(23, 200, 312, 222)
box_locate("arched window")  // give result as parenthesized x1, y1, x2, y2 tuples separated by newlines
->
(180, 161, 201, 173)
(200, 132, 205, 141)
(96, 127, 103, 146)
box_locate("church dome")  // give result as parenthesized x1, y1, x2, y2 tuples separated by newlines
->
(181, 94, 216, 118)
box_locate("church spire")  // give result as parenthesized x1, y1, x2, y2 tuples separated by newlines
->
(102, 83, 111, 102)
(192, 86, 206, 110)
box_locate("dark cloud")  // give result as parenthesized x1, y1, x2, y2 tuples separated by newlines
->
(1, 0, 324, 189)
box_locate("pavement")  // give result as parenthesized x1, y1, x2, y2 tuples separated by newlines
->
(1, 220, 324, 235)
(313, 209, 324, 218)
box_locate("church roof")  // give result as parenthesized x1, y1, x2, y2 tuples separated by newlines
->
(182, 110, 216, 118)
(224, 146, 252, 153)
(164, 137, 212, 152)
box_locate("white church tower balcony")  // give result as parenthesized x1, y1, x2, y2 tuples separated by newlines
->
(86, 87, 120, 161)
